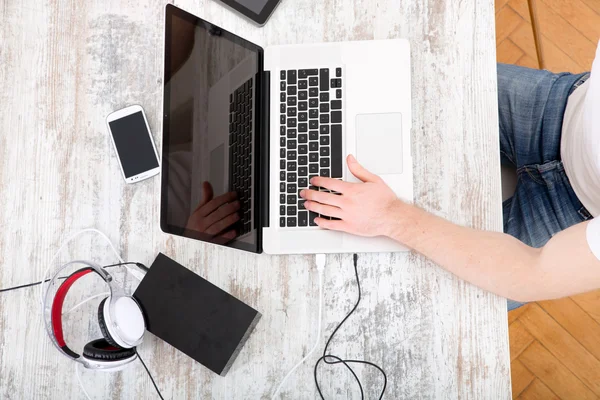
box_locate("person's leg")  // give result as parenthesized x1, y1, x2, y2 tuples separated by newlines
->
(497, 63, 589, 168)
(497, 64, 591, 311)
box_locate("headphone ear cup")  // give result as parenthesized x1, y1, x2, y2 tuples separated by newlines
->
(98, 298, 121, 348)
(82, 339, 136, 361)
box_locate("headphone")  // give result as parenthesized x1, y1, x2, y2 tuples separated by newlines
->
(42, 260, 146, 372)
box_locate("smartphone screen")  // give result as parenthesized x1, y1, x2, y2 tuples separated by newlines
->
(108, 111, 159, 178)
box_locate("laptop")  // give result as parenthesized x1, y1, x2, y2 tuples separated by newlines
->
(160, 4, 413, 254)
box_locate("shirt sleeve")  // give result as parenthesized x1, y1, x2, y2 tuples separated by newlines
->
(586, 217, 600, 261)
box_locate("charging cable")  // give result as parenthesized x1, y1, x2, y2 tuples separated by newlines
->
(271, 253, 387, 399)
(313, 253, 387, 399)
(270, 254, 326, 399)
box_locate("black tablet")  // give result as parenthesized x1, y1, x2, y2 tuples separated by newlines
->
(216, 0, 282, 25)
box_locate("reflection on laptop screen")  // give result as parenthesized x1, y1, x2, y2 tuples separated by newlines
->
(163, 11, 261, 252)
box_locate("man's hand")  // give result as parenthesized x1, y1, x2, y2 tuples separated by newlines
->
(186, 182, 240, 241)
(300, 154, 402, 237)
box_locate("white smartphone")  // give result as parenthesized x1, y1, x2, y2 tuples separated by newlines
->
(106, 105, 160, 184)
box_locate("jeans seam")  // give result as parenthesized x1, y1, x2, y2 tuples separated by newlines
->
(500, 150, 516, 167)
(517, 166, 547, 186)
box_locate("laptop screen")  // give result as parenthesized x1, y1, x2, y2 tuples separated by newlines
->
(161, 5, 264, 253)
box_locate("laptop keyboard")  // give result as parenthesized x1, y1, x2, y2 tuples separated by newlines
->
(229, 77, 253, 236)
(278, 67, 343, 228)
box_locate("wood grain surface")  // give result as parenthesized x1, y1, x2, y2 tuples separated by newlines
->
(0, 0, 509, 398)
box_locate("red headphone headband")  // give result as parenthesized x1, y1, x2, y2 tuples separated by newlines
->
(50, 268, 100, 358)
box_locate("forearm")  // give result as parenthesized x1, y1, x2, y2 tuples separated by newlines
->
(387, 201, 543, 301)
(303, 157, 600, 300)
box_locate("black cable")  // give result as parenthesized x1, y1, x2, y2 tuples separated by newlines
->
(0, 280, 47, 293)
(0, 262, 142, 294)
(136, 349, 165, 400)
(314, 253, 388, 399)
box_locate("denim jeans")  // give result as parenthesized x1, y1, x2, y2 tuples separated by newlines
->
(497, 64, 593, 311)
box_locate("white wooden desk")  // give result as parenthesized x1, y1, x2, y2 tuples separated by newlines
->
(0, 0, 510, 398)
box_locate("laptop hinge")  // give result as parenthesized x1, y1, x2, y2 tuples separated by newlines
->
(260, 70, 270, 229)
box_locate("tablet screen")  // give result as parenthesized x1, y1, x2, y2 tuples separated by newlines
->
(234, 0, 270, 14)
(217, 0, 281, 24)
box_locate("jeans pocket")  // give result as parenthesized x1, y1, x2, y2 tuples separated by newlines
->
(518, 166, 547, 186)
(553, 164, 593, 222)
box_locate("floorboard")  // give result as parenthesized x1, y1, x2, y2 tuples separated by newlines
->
(572, 291, 600, 324)
(498, 39, 526, 64)
(497, 6, 525, 45)
(519, 304, 600, 395)
(515, 54, 540, 69)
(541, 0, 600, 43)
(581, 0, 600, 15)
(538, 297, 600, 361)
(508, 0, 597, 68)
(518, 379, 561, 400)
(509, 320, 534, 361)
(518, 341, 597, 400)
(511, 360, 535, 398)
(508, 303, 530, 324)
(509, 21, 585, 72)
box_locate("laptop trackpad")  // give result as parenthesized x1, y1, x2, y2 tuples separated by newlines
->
(355, 113, 403, 175)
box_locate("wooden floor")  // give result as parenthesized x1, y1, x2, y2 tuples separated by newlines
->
(496, 0, 600, 398)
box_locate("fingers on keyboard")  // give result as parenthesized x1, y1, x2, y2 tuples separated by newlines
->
(279, 67, 342, 227)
